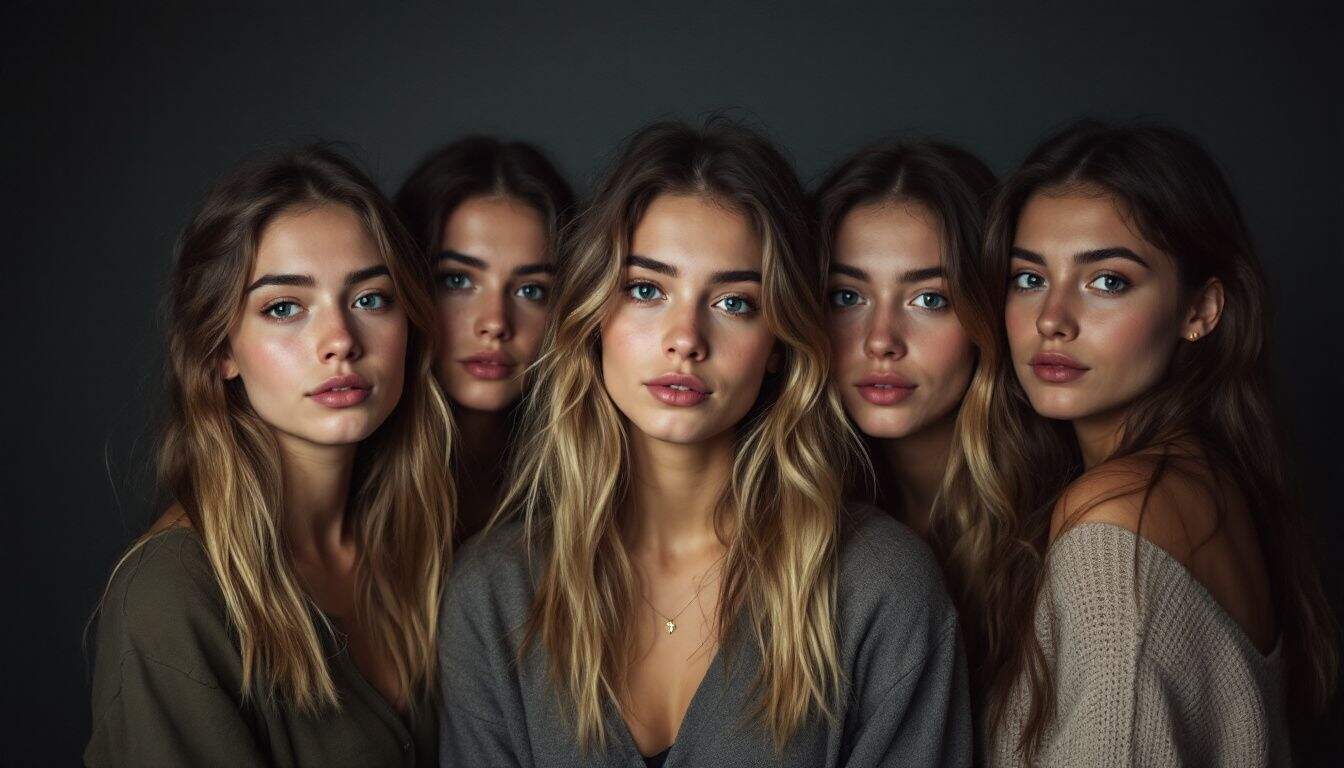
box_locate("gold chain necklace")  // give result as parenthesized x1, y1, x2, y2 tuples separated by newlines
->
(637, 555, 726, 635)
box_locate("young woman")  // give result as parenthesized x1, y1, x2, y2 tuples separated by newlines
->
(86, 146, 454, 767)
(936, 121, 1338, 765)
(396, 137, 575, 541)
(815, 140, 996, 535)
(438, 120, 972, 767)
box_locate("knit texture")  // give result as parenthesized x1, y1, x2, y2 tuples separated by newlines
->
(989, 523, 1288, 767)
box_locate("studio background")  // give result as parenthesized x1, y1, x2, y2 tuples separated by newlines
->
(4, 1, 1340, 763)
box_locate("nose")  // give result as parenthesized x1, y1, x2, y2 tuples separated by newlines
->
(664, 304, 708, 362)
(863, 300, 907, 360)
(474, 290, 513, 342)
(319, 308, 362, 362)
(1035, 287, 1079, 341)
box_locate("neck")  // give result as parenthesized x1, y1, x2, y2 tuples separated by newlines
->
(275, 435, 358, 564)
(624, 430, 734, 559)
(1072, 407, 1127, 469)
(879, 412, 956, 535)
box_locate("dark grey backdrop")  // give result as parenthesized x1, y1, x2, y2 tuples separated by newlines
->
(4, 1, 1340, 764)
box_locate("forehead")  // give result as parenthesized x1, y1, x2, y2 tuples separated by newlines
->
(441, 195, 547, 257)
(1014, 186, 1152, 260)
(630, 193, 762, 273)
(834, 200, 942, 272)
(253, 203, 383, 277)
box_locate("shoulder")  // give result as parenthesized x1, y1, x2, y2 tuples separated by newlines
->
(836, 503, 955, 630)
(1049, 449, 1222, 566)
(443, 516, 537, 623)
(94, 527, 236, 680)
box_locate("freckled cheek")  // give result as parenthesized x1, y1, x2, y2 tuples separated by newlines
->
(1003, 298, 1040, 358)
(710, 323, 774, 404)
(826, 312, 866, 375)
(910, 319, 975, 392)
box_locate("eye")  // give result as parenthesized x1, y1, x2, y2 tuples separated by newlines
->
(440, 272, 473, 291)
(515, 283, 548, 302)
(911, 292, 949, 310)
(713, 295, 756, 316)
(628, 282, 663, 302)
(829, 289, 863, 308)
(1086, 273, 1130, 293)
(264, 300, 301, 320)
(354, 292, 391, 310)
(1011, 271, 1045, 291)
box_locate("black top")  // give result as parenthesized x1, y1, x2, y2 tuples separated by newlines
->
(644, 746, 672, 768)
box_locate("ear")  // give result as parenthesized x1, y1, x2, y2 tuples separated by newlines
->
(1181, 277, 1224, 343)
(220, 350, 241, 381)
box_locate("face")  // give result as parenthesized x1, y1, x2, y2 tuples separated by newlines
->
(1005, 185, 1194, 422)
(827, 201, 976, 439)
(434, 195, 552, 412)
(223, 204, 407, 452)
(600, 194, 774, 447)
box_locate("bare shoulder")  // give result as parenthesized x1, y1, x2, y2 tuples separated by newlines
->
(1049, 450, 1222, 565)
(1050, 447, 1277, 651)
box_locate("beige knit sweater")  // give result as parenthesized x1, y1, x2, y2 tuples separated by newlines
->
(988, 523, 1288, 767)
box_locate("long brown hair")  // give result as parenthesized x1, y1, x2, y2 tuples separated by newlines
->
(939, 120, 1338, 759)
(102, 145, 455, 712)
(495, 119, 856, 751)
(813, 138, 997, 514)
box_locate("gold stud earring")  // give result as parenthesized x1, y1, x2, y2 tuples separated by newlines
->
(1188, 331, 1200, 341)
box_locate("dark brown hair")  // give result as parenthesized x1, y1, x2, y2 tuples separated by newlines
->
(943, 119, 1338, 759)
(394, 135, 575, 259)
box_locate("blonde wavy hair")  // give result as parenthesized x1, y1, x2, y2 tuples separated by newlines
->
(494, 120, 858, 751)
(100, 145, 455, 713)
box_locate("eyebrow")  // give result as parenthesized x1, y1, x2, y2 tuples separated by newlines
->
(628, 255, 760, 284)
(1011, 246, 1150, 269)
(437, 250, 487, 269)
(244, 265, 390, 294)
(828, 264, 944, 283)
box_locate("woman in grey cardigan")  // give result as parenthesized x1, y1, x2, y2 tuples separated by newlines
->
(438, 118, 972, 767)
(937, 120, 1338, 766)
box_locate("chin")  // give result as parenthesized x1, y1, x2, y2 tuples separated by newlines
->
(449, 383, 521, 414)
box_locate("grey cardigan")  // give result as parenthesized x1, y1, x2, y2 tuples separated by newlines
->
(437, 505, 972, 767)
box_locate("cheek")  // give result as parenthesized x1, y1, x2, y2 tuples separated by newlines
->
(599, 309, 651, 390)
(712, 322, 775, 397)
(826, 312, 865, 369)
(231, 330, 307, 399)
(1004, 296, 1041, 354)
(1087, 300, 1176, 372)
(913, 319, 976, 388)
(511, 304, 550, 360)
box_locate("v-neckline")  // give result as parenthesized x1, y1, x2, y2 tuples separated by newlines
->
(608, 614, 742, 765)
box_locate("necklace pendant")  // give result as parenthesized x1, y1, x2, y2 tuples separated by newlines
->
(665, 620, 676, 634)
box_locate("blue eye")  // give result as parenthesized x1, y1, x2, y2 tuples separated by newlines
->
(355, 292, 390, 310)
(912, 292, 949, 310)
(629, 282, 663, 302)
(264, 301, 300, 320)
(713, 295, 756, 315)
(516, 283, 548, 302)
(1012, 271, 1044, 291)
(830, 289, 862, 308)
(440, 273, 473, 291)
(1087, 274, 1129, 293)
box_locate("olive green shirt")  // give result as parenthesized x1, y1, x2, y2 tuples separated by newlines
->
(85, 527, 436, 768)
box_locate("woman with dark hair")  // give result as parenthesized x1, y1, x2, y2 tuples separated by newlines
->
(86, 145, 454, 766)
(815, 139, 996, 535)
(937, 121, 1338, 765)
(439, 119, 971, 767)
(396, 136, 575, 540)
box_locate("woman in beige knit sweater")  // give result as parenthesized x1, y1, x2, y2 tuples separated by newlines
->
(933, 120, 1337, 766)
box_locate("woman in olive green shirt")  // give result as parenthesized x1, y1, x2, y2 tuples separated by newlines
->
(86, 145, 455, 767)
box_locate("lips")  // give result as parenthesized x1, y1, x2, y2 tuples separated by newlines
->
(460, 351, 516, 381)
(645, 373, 712, 407)
(854, 372, 917, 406)
(1029, 351, 1089, 384)
(307, 373, 371, 408)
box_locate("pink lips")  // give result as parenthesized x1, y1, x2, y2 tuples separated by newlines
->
(460, 351, 516, 381)
(1029, 351, 1089, 383)
(855, 372, 917, 406)
(645, 373, 712, 407)
(307, 373, 371, 408)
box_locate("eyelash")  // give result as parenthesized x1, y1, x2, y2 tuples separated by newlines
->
(260, 291, 393, 322)
(1009, 270, 1131, 295)
(625, 281, 758, 316)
